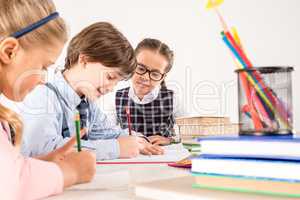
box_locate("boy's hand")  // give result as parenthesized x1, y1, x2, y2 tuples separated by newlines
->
(117, 136, 140, 158)
(148, 135, 172, 146)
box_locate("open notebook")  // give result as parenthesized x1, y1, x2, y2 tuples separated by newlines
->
(97, 143, 190, 164)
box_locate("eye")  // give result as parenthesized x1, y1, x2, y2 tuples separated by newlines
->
(151, 71, 161, 78)
(42, 66, 48, 71)
(107, 73, 115, 80)
(136, 65, 147, 74)
(42, 63, 53, 71)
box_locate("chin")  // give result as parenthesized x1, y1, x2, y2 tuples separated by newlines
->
(96, 94, 103, 99)
(137, 89, 150, 97)
(88, 94, 101, 102)
(7, 93, 26, 102)
(136, 85, 147, 92)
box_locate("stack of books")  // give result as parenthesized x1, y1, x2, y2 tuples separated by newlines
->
(191, 135, 300, 198)
(182, 139, 201, 153)
(176, 116, 239, 139)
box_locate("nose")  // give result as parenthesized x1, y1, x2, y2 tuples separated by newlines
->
(139, 72, 151, 82)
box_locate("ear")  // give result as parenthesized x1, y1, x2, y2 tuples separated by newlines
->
(78, 54, 87, 68)
(0, 37, 20, 65)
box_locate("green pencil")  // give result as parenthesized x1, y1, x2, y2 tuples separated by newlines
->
(75, 111, 82, 152)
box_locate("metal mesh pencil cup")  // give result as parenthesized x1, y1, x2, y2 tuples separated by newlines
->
(235, 66, 294, 135)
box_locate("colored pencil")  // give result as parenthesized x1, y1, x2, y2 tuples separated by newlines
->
(75, 111, 82, 152)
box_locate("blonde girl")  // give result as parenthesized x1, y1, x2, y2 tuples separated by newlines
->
(0, 0, 96, 199)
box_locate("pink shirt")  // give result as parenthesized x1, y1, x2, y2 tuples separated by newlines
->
(0, 121, 63, 200)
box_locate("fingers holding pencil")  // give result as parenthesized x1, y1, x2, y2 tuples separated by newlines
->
(62, 128, 88, 154)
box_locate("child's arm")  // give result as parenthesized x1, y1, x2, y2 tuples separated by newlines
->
(0, 124, 63, 200)
(88, 101, 129, 140)
(97, 93, 119, 126)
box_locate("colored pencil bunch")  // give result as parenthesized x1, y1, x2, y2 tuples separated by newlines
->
(206, 0, 292, 132)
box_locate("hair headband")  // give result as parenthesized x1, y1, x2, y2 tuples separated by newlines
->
(10, 12, 59, 38)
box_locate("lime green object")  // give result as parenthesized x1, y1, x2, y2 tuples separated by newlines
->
(192, 173, 300, 198)
(75, 111, 82, 152)
(183, 143, 201, 152)
(192, 183, 300, 198)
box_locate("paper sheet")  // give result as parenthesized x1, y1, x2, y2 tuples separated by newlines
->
(97, 143, 190, 164)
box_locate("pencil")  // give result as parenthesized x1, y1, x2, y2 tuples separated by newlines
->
(125, 106, 132, 136)
(75, 111, 82, 152)
(222, 34, 289, 128)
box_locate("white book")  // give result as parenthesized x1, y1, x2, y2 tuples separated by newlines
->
(192, 157, 300, 181)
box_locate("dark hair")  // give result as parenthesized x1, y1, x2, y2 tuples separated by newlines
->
(64, 22, 136, 78)
(135, 38, 174, 88)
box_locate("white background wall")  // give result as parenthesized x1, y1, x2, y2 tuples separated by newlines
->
(53, 0, 300, 131)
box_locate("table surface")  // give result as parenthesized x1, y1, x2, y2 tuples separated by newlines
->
(46, 164, 188, 200)
(46, 163, 295, 200)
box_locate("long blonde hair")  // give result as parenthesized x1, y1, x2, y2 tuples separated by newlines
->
(0, 0, 68, 146)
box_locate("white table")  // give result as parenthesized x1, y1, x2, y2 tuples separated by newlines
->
(46, 163, 294, 200)
(46, 164, 189, 200)
(46, 144, 294, 200)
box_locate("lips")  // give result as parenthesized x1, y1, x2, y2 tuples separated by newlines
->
(136, 81, 150, 88)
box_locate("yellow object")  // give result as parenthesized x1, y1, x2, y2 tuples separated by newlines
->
(206, 0, 224, 9)
(231, 27, 242, 47)
(230, 29, 289, 128)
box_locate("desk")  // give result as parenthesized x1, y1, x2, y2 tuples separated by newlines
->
(47, 164, 294, 200)
(46, 164, 189, 200)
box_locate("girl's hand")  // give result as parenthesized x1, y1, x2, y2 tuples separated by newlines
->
(35, 128, 96, 188)
(137, 137, 164, 155)
(56, 150, 96, 188)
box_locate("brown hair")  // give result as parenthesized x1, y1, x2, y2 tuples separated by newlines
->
(0, 0, 68, 147)
(135, 38, 174, 88)
(64, 22, 136, 78)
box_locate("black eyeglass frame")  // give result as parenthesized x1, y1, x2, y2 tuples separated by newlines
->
(135, 63, 166, 81)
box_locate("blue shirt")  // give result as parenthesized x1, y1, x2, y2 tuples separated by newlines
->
(20, 71, 128, 160)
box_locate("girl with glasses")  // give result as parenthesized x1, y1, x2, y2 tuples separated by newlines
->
(112, 38, 185, 146)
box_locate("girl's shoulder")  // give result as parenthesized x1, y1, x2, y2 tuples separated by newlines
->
(116, 87, 130, 97)
(159, 87, 174, 96)
(116, 86, 130, 93)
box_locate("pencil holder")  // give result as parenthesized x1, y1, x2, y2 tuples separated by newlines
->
(235, 66, 294, 135)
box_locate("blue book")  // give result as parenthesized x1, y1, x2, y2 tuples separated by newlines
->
(197, 135, 300, 160)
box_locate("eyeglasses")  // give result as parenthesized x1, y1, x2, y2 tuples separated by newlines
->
(135, 63, 165, 81)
